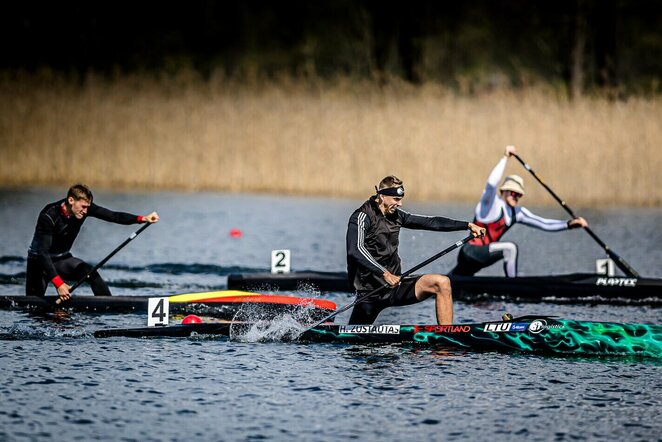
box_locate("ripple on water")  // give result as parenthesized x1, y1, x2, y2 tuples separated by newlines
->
(1, 192, 662, 441)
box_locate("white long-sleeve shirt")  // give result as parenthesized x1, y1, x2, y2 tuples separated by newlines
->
(470, 156, 568, 245)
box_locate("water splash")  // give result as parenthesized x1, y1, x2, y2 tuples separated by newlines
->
(229, 316, 305, 342)
(226, 302, 321, 342)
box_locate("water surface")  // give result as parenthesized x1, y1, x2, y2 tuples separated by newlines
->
(1, 188, 661, 441)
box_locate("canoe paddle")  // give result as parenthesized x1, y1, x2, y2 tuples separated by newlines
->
(302, 235, 474, 331)
(512, 153, 640, 278)
(55, 222, 153, 305)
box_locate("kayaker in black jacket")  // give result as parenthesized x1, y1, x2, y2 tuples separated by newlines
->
(27, 184, 159, 300)
(346, 175, 484, 325)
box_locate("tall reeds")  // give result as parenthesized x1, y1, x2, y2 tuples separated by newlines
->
(1, 71, 660, 206)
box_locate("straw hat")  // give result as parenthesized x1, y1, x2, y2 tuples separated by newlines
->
(500, 175, 525, 195)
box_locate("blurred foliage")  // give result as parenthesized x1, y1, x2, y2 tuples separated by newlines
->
(2, 0, 661, 95)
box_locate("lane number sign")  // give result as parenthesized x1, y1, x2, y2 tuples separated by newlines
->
(148, 297, 169, 327)
(596, 258, 615, 276)
(271, 249, 291, 274)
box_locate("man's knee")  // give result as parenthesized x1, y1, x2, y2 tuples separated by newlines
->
(504, 245, 517, 261)
(73, 261, 94, 277)
(427, 274, 451, 295)
(498, 242, 518, 261)
(439, 274, 452, 290)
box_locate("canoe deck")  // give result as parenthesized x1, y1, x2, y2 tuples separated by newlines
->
(93, 316, 662, 359)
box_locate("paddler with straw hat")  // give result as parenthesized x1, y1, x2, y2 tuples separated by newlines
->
(449, 145, 588, 278)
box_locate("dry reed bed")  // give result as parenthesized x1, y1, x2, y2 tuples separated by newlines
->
(1, 73, 660, 206)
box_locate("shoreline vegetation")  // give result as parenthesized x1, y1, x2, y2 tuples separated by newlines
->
(1, 70, 661, 207)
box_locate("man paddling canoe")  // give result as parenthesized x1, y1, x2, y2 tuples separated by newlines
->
(26, 184, 159, 300)
(346, 176, 484, 325)
(449, 145, 587, 278)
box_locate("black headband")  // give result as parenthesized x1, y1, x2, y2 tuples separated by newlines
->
(375, 186, 405, 197)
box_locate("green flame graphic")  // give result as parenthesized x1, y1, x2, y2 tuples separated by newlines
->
(406, 321, 662, 358)
(310, 320, 662, 358)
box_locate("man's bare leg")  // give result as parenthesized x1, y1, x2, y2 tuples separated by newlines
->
(415, 274, 453, 325)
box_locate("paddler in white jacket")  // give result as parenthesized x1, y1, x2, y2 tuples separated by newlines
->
(449, 145, 588, 277)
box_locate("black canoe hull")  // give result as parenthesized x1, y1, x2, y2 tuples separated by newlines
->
(227, 272, 662, 304)
(228, 271, 351, 293)
(449, 273, 662, 304)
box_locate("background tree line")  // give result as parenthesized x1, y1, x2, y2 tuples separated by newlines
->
(2, 0, 661, 95)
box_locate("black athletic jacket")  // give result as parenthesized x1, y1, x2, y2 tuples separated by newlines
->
(346, 198, 469, 292)
(28, 199, 142, 281)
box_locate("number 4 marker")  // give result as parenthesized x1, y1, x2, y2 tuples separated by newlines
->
(147, 297, 169, 327)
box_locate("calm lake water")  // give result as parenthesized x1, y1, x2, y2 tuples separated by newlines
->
(1, 188, 661, 441)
